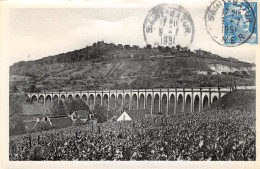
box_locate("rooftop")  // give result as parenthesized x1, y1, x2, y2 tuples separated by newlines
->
(50, 117, 73, 129)
(124, 109, 150, 120)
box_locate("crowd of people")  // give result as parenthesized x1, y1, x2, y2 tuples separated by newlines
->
(9, 106, 255, 161)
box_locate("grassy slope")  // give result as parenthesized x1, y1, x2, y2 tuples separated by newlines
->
(10, 54, 255, 92)
(212, 90, 256, 111)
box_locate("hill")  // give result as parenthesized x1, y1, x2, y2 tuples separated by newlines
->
(9, 41, 255, 92)
(211, 90, 256, 111)
(9, 93, 51, 120)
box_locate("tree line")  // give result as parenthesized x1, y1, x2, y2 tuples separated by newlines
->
(11, 41, 225, 69)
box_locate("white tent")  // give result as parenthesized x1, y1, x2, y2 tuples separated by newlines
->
(116, 111, 132, 121)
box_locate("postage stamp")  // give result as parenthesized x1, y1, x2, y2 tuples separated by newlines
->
(205, 0, 258, 47)
(143, 4, 195, 47)
(224, 1, 257, 45)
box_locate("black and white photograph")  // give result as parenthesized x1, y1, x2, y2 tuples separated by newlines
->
(0, 0, 259, 168)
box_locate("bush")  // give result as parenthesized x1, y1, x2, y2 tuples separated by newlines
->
(10, 82, 18, 93)
(24, 85, 41, 93)
(51, 100, 66, 116)
(9, 94, 27, 136)
(64, 99, 89, 115)
(93, 105, 107, 123)
(34, 121, 52, 132)
(9, 114, 26, 136)
(73, 119, 85, 126)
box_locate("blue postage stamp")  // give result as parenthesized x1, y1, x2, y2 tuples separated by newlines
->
(224, 1, 257, 45)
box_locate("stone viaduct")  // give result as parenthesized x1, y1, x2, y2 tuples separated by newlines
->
(27, 87, 238, 115)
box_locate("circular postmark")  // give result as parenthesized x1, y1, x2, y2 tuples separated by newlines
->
(205, 0, 256, 47)
(143, 4, 195, 47)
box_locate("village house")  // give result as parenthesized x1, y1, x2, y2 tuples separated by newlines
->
(33, 115, 73, 130)
(48, 115, 73, 129)
(117, 109, 150, 122)
(70, 110, 89, 123)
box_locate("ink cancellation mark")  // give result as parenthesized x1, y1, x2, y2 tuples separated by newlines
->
(205, 0, 257, 47)
(143, 4, 195, 47)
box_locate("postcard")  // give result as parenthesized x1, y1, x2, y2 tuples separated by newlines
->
(0, 0, 259, 168)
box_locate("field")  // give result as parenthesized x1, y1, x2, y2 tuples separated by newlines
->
(9, 90, 256, 161)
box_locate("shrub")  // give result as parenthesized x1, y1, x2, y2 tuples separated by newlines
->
(34, 121, 52, 132)
(93, 106, 107, 123)
(9, 114, 26, 136)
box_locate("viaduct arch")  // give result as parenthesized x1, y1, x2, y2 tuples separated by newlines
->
(28, 87, 233, 115)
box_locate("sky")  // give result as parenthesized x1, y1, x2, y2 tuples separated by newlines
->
(3, 0, 257, 65)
